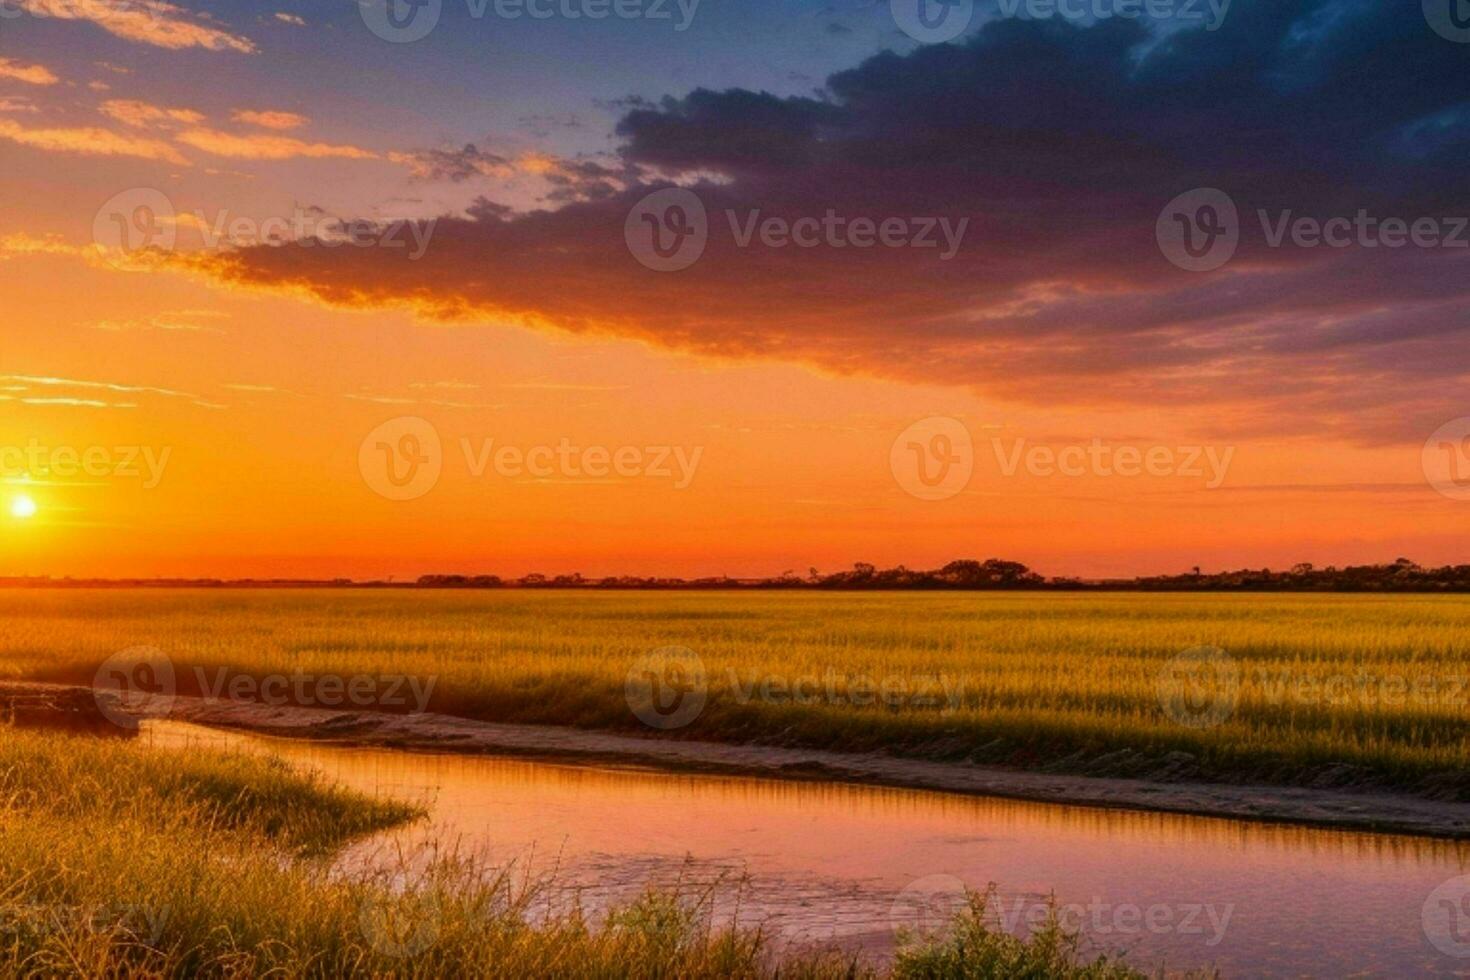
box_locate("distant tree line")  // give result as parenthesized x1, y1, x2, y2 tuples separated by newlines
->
(413, 557, 1470, 592)
(9, 557, 1470, 591)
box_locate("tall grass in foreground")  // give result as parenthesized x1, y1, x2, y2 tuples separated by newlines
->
(0, 729, 1164, 978)
(6, 588, 1464, 793)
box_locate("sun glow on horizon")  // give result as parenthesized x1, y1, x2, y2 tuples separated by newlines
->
(9, 495, 37, 521)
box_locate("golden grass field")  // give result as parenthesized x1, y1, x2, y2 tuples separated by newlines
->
(2, 588, 1467, 794)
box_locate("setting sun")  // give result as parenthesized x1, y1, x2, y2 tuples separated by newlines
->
(9, 496, 37, 521)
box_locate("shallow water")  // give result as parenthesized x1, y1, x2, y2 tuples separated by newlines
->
(144, 721, 1470, 977)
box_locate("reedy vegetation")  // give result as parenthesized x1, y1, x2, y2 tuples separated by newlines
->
(2, 589, 1466, 793)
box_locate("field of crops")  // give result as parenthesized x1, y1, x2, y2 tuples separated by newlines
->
(2, 589, 1466, 795)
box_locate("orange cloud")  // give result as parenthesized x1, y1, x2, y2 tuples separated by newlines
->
(174, 127, 376, 161)
(231, 109, 309, 131)
(0, 118, 189, 164)
(0, 233, 88, 259)
(0, 58, 59, 86)
(99, 99, 205, 129)
(11, 0, 255, 53)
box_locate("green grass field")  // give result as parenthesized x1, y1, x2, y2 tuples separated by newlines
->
(2, 589, 1466, 796)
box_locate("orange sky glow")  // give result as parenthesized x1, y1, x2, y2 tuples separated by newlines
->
(3, 2, 1469, 580)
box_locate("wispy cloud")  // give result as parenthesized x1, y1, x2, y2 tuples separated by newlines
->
(11, 0, 256, 52)
(0, 58, 59, 86)
(346, 391, 504, 409)
(502, 381, 631, 392)
(2, 374, 200, 400)
(223, 382, 298, 395)
(89, 309, 229, 333)
(175, 127, 375, 160)
(100, 99, 204, 129)
(0, 118, 189, 164)
(0, 374, 227, 411)
(0, 396, 138, 409)
(232, 109, 308, 130)
(0, 233, 89, 260)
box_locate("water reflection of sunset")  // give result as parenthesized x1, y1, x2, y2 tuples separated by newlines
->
(146, 722, 1470, 976)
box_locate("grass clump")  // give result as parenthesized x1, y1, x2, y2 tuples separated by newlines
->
(893, 888, 1165, 980)
(0, 726, 417, 855)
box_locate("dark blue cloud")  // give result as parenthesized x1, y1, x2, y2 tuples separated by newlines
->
(200, 0, 1470, 441)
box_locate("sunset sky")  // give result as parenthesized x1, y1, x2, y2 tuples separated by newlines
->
(2, 0, 1469, 580)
